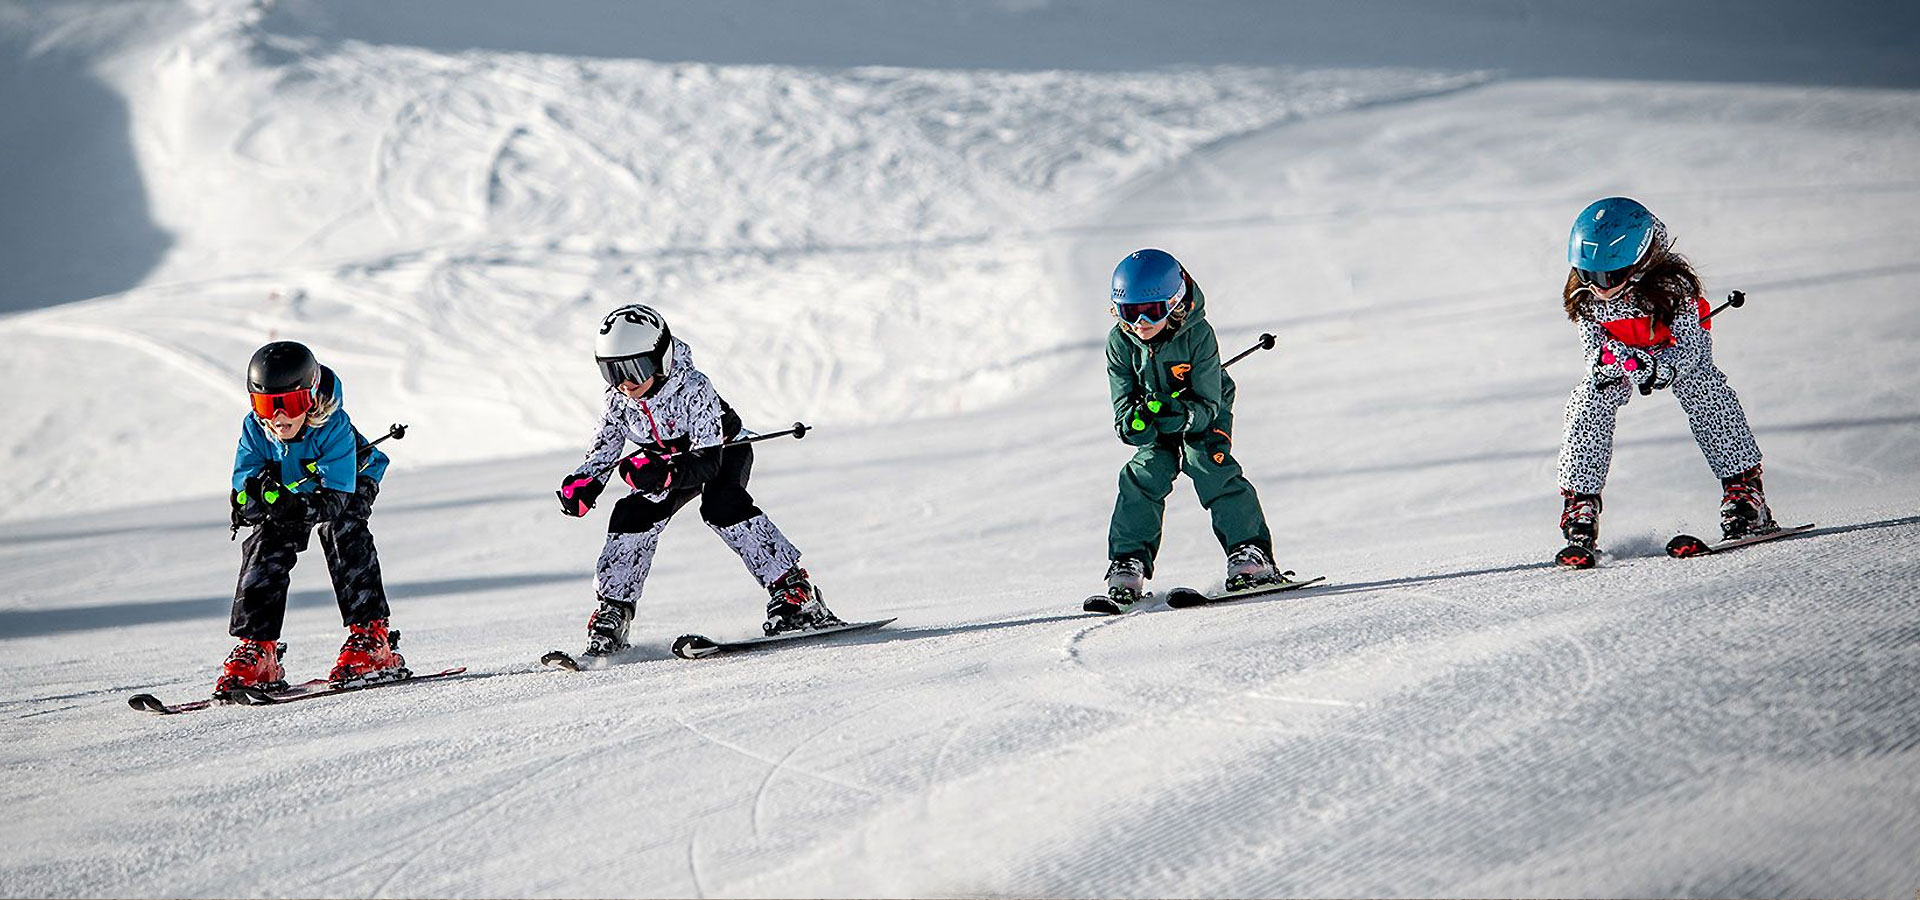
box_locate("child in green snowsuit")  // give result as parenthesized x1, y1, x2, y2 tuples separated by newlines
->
(1100, 249, 1280, 608)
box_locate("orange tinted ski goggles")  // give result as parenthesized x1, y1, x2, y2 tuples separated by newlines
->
(250, 388, 314, 420)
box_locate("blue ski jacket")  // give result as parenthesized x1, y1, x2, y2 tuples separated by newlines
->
(231, 367, 389, 494)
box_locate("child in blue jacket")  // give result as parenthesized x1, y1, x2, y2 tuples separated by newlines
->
(221, 341, 404, 696)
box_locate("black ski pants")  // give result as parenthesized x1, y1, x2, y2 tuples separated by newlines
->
(230, 476, 390, 641)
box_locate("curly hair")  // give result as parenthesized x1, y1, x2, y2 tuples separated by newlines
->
(1562, 249, 1702, 326)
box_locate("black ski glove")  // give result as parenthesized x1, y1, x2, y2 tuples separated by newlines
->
(231, 474, 270, 530)
(618, 447, 674, 494)
(264, 488, 310, 526)
(557, 473, 605, 517)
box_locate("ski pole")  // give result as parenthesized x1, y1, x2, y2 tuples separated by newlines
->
(1626, 292, 1745, 395)
(270, 423, 408, 500)
(1703, 290, 1745, 321)
(1221, 332, 1278, 369)
(1163, 333, 1276, 403)
(723, 421, 810, 447)
(1139, 333, 1278, 425)
(589, 421, 811, 481)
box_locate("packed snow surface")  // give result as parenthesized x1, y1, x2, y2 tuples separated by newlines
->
(2, 1, 1916, 897)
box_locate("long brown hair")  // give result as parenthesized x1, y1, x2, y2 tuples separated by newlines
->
(1562, 250, 1702, 326)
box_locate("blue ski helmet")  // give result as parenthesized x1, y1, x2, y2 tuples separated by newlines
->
(1567, 197, 1668, 290)
(1111, 249, 1187, 326)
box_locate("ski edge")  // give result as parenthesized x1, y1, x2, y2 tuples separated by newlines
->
(671, 618, 897, 659)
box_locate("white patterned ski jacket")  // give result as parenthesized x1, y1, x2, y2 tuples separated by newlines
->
(569, 338, 744, 495)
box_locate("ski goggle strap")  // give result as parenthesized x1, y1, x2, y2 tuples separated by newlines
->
(250, 388, 314, 420)
(597, 352, 662, 387)
(1114, 280, 1188, 326)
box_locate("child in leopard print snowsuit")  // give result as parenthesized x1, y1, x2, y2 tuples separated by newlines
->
(1555, 197, 1774, 559)
(555, 304, 841, 654)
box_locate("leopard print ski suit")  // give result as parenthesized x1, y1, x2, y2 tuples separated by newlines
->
(1556, 294, 1762, 494)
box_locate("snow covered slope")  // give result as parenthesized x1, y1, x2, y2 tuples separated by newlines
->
(2, 2, 1917, 897)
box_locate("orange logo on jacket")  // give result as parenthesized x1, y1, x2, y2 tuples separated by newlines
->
(1170, 363, 1191, 381)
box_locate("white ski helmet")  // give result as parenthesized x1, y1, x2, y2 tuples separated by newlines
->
(595, 304, 673, 386)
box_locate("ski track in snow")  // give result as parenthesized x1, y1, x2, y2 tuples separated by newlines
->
(3, 2, 1920, 897)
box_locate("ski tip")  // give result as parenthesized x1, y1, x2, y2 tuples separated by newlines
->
(1081, 595, 1130, 615)
(540, 650, 581, 671)
(127, 693, 161, 711)
(1554, 544, 1598, 569)
(1666, 534, 1711, 558)
(671, 634, 721, 660)
(1163, 587, 1208, 608)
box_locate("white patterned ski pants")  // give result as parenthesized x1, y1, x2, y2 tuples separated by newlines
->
(1556, 360, 1763, 494)
(592, 445, 801, 604)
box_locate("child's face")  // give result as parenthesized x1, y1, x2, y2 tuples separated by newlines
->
(263, 412, 305, 441)
(616, 377, 656, 400)
(1592, 280, 1631, 300)
(1126, 318, 1170, 341)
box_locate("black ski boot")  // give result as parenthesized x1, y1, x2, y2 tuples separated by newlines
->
(1556, 490, 1602, 568)
(1719, 465, 1777, 540)
(585, 597, 635, 656)
(763, 567, 842, 635)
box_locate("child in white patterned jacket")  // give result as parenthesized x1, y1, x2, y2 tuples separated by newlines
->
(555, 304, 841, 656)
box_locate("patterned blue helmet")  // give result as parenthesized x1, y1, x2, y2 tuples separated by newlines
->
(1568, 197, 1668, 290)
(1111, 249, 1188, 325)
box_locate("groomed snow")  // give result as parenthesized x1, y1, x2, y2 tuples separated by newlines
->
(1, 2, 1916, 897)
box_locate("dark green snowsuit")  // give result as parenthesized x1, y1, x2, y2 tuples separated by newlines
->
(1106, 277, 1272, 577)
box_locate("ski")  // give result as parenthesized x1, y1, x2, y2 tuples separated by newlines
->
(128, 667, 466, 714)
(1163, 575, 1328, 608)
(1082, 592, 1153, 615)
(1555, 544, 1599, 569)
(128, 679, 325, 715)
(670, 618, 896, 660)
(227, 667, 467, 705)
(540, 647, 649, 672)
(1666, 522, 1815, 558)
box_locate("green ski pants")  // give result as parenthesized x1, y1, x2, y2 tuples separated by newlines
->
(1107, 427, 1272, 578)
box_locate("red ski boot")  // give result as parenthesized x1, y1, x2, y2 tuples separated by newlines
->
(329, 618, 409, 686)
(214, 639, 287, 698)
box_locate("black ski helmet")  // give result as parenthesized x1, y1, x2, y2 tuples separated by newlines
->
(247, 341, 319, 394)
